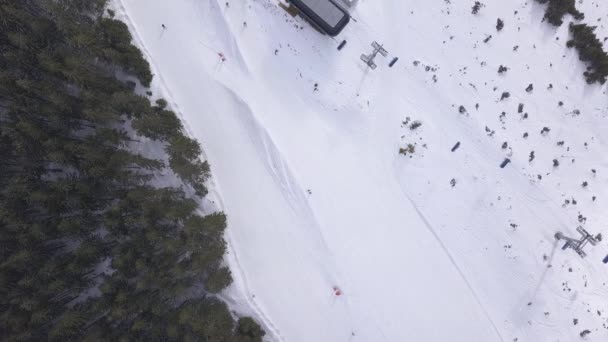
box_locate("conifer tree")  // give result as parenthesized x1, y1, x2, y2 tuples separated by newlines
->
(0, 1, 264, 340)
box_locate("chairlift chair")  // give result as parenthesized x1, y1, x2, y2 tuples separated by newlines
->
(371, 41, 388, 57)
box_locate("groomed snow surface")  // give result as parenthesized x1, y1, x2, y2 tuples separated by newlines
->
(112, 0, 608, 341)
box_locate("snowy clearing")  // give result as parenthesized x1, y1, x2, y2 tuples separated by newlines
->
(113, 0, 608, 341)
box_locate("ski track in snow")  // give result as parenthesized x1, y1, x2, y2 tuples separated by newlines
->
(114, 0, 608, 341)
(215, 81, 343, 288)
(402, 193, 506, 342)
(112, 2, 288, 340)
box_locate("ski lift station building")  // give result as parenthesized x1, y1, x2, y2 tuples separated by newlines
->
(289, 0, 350, 36)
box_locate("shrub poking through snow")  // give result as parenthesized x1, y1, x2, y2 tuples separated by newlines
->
(410, 121, 423, 130)
(496, 18, 504, 31)
(399, 144, 416, 156)
(498, 65, 508, 74)
(472, 1, 483, 14)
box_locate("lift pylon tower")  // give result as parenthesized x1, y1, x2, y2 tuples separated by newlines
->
(361, 41, 388, 70)
(555, 226, 599, 258)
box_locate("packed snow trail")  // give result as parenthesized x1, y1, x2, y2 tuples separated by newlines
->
(114, 0, 608, 341)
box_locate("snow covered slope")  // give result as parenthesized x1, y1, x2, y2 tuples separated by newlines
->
(112, 0, 608, 341)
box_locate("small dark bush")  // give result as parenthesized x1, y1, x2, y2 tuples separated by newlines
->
(472, 1, 483, 14)
(410, 121, 423, 130)
(399, 144, 416, 156)
(496, 18, 504, 31)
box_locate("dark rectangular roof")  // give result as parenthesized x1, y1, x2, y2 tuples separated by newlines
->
(290, 0, 350, 36)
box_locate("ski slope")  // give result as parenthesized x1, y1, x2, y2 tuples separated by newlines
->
(112, 0, 608, 341)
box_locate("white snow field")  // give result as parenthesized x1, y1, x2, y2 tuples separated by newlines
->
(112, 0, 608, 341)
